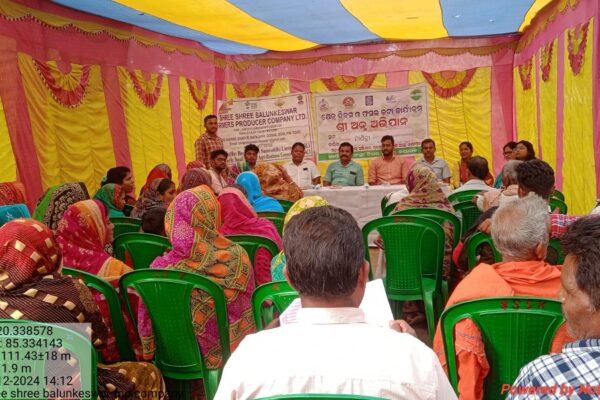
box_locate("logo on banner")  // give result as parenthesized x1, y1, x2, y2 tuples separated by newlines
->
(297, 95, 304, 105)
(318, 99, 329, 112)
(274, 98, 285, 107)
(218, 100, 233, 114)
(365, 96, 373, 106)
(410, 89, 423, 101)
(244, 101, 258, 110)
(342, 97, 355, 108)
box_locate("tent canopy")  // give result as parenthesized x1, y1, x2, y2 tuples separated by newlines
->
(52, 0, 552, 54)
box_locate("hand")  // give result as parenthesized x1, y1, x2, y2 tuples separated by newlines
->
(479, 218, 492, 234)
(389, 320, 417, 337)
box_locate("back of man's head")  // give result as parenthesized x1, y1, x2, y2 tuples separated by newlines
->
(502, 160, 523, 185)
(491, 194, 549, 261)
(516, 159, 555, 199)
(467, 156, 489, 180)
(283, 206, 364, 299)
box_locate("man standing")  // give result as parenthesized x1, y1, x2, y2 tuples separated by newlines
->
(368, 135, 410, 185)
(416, 139, 451, 183)
(284, 142, 321, 189)
(195, 115, 223, 169)
(507, 215, 600, 400)
(215, 206, 457, 400)
(323, 142, 364, 186)
(451, 156, 491, 194)
(208, 149, 230, 194)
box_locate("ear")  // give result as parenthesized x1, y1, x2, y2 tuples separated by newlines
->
(518, 185, 528, 198)
(282, 265, 298, 291)
(358, 260, 370, 286)
(535, 242, 548, 261)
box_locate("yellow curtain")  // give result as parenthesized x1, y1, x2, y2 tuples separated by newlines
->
(225, 79, 289, 99)
(514, 57, 539, 151)
(539, 40, 558, 173)
(18, 53, 114, 194)
(0, 95, 16, 182)
(562, 19, 596, 214)
(118, 67, 178, 190)
(409, 68, 493, 188)
(180, 78, 214, 164)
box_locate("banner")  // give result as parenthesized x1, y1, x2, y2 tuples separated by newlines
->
(314, 83, 429, 161)
(217, 93, 314, 163)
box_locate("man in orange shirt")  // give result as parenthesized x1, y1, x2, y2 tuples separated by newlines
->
(368, 135, 410, 185)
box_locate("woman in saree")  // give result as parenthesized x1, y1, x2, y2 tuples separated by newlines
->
(179, 168, 213, 193)
(94, 183, 126, 218)
(103, 166, 136, 206)
(139, 164, 172, 196)
(0, 181, 27, 205)
(33, 182, 89, 231)
(138, 185, 255, 370)
(218, 186, 282, 286)
(131, 178, 176, 219)
(270, 196, 329, 281)
(253, 163, 303, 202)
(56, 199, 137, 360)
(235, 172, 283, 212)
(0, 218, 166, 400)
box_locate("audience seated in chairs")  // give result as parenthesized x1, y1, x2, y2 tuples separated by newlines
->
(433, 194, 572, 400)
(141, 207, 167, 237)
(451, 156, 491, 194)
(507, 215, 600, 398)
(216, 205, 457, 400)
(475, 160, 521, 212)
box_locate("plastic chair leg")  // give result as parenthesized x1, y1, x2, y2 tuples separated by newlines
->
(442, 280, 449, 304)
(423, 292, 436, 342)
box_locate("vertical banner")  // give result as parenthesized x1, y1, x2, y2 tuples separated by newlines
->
(217, 93, 314, 163)
(313, 83, 428, 161)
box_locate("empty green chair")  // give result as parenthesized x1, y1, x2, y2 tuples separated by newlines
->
(63, 267, 136, 361)
(467, 232, 502, 270)
(257, 211, 286, 236)
(113, 232, 172, 269)
(551, 190, 565, 202)
(549, 198, 568, 214)
(226, 234, 280, 277)
(120, 269, 230, 400)
(257, 395, 387, 400)
(278, 200, 294, 213)
(448, 189, 485, 204)
(440, 297, 564, 399)
(453, 201, 482, 235)
(0, 320, 98, 399)
(548, 238, 565, 265)
(382, 201, 399, 216)
(252, 280, 299, 330)
(110, 217, 142, 239)
(362, 215, 446, 340)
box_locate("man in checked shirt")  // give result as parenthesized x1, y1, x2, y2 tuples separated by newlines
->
(195, 114, 224, 169)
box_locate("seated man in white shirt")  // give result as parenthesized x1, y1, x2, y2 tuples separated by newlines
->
(452, 156, 491, 194)
(215, 206, 457, 400)
(284, 142, 321, 189)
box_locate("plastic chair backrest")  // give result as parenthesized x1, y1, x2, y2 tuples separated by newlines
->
(225, 234, 280, 267)
(392, 208, 462, 247)
(257, 211, 286, 236)
(551, 190, 565, 201)
(113, 232, 172, 269)
(0, 320, 98, 400)
(448, 189, 485, 204)
(119, 269, 230, 393)
(362, 215, 445, 296)
(278, 200, 294, 213)
(548, 238, 565, 265)
(549, 198, 568, 214)
(251, 280, 299, 330)
(257, 395, 386, 400)
(110, 217, 142, 239)
(441, 297, 564, 399)
(380, 195, 389, 214)
(0, 204, 31, 226)
(382, 201, 398, 216)
(453, 201, 482, 234)
(123, 204, 134, 217)
(62, 267, 135, 361)
(467, 232, 502, 270)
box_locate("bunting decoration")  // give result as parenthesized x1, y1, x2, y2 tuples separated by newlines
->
(421, 69, 476, 98)
(567, 21, 589, 75)
(540, 41, 554, 82)
(33, 59, 91, 108)
(185, 79, 210, 109)
(518, 59, 533, 90)
(128, 69, 163, 108)
(232, 81, 275, 98)
(321, 74, 377, 91)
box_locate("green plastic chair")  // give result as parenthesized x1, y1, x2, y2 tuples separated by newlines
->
(252, 280, 299, 331)
(466, 232, 502, 270)
(110, 217, 142, 239)
(0, 320, 98, 400)
(278, 200, 294, 213)
(257, 395, 386, 400)
(382, 201, 398, 216)
(257, 211, 286, 236)
(119, 269, 230, 400)
(113, 232, 172, 269)
(453, 201, 482, 235)
(62, 267, 136, 361)
(448, 189, 485, 204)
(392, 208, 462, 301)
(226, 234, 280, 280)
(549, 198, 568, 214)
(123, 204, 134, 217)
(548, 238, 565, 265)
(441, 297, 564, 400)
(380, 195, 389, 214)
(362, 215, 445, 340)
(551, 190, 565, 202)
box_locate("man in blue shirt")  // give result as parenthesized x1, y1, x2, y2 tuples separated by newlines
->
(323, 142, 364, 186)
(415, 139, 451, 183)
(507, 215, 600, 400)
